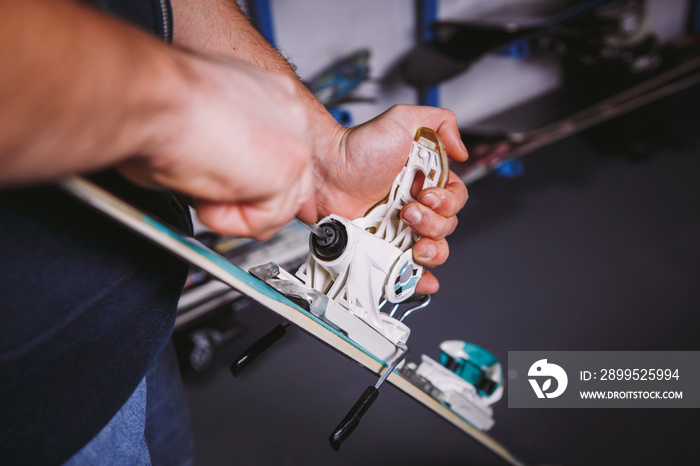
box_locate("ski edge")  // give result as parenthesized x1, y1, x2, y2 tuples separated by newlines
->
(59, 175, 528, 466)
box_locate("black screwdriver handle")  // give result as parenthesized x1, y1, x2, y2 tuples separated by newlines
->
(230, 323, 288, 377)
(329, 386, 379, 451)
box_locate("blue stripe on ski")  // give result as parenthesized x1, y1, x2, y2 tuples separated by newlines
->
(142, 215, 388, 367)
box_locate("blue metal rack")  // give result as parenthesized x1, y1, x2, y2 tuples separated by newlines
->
(690, 0, 700, 33)
(416, 0, 440, 107)
(244, 0, 277, 48)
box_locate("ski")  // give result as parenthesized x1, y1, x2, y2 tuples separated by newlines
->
(59, 175, 527, 466)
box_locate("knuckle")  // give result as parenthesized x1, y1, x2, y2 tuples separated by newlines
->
(198, 210, 242, 237)
(451, 216, 459, 235)
(438, 240, 450, 263)
(447, 109, 458, 123)
(437, 106, 456, 120)
(290, 100, 307, 127)
(274, 74, 296, 97)
(437, 191, 455, 215)
(425, 213, 443, 239)
(286, 137, 311, 168)
(430, 211, 453, 237)
(251, 229, 275, 242)
(451, 182, 468, 211)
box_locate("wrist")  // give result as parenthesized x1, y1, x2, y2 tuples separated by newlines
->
(307, 107, 347, 188)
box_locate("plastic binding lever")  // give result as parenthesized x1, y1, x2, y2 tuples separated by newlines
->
(230, 322, 290, 377)
(295, 127, 449, 364)
(329, 346, 409, 451)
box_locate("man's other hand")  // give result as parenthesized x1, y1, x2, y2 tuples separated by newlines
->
(313, 105, 469, 295)
(119, 57, 317, 240)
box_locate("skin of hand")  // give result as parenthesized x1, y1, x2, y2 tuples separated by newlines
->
(1, 0, 466, 294)
(314, 105, 469, 295)
(119, 55, 318, 240)
(170, 0, 469, 294)
(0, 0, 316, 240)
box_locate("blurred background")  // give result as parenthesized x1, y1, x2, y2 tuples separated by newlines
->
(173, 1, 700, 465)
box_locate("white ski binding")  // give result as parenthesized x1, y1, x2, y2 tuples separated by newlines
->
(299, 128, 447, 356)
(402, 340, 504, 430)
(252, 127, 448, 364)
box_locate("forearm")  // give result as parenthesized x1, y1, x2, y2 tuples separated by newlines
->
(171, 0, 343, 156)
(0, 0, 188, 186)
(169, 0, 467, 287)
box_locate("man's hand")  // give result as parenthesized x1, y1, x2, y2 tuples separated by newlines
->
(0, 1, 316, 240)
(314, 105, 469, 294)
(119, 56, 317, 240)
(168, 0, 469, 292)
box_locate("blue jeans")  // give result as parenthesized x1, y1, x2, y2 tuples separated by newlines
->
(65, 343, 194, 465)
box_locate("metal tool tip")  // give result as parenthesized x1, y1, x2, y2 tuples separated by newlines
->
(295, 218, 327, 239)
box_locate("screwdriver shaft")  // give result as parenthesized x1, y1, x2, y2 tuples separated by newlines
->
(295, 218, 327, 239)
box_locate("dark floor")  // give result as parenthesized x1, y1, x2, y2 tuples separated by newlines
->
(181, 85, 700, 466)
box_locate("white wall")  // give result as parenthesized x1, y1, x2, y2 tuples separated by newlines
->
(266, 0, 690, 127)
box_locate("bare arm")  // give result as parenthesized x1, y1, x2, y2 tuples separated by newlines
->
(170, 1, 468, 212)
(171, 0, 342, 156)
(0, 0, 184, 185)
(0, 0, 315, 238)
(170, 0, 470, 293)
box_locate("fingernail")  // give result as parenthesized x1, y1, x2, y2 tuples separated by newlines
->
(421, 192, 438, 209)
(419, 242, 436, 260)
(403, 205, 422, 225)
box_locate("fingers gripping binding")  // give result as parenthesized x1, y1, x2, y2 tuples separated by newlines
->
(294, 128, 448, 348)
(354, 127, 449, 252)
